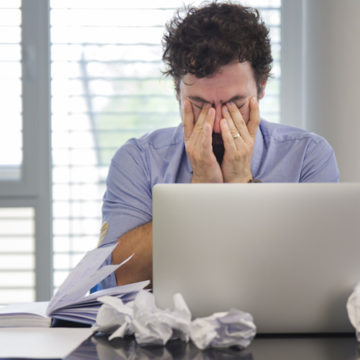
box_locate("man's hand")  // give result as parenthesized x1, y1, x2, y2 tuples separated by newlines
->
(183, 99, 223, 183)
(220, 97, 260, 183)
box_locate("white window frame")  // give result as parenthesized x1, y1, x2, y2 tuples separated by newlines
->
(0, 0, 52, 301)
(280, 0, 304, 129)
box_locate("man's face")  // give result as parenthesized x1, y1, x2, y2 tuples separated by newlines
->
(179, 61, 265, 134)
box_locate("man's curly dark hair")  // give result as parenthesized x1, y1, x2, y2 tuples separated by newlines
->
(162, 1, 273, 95)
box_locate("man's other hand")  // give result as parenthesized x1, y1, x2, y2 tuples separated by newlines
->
(183, 99, 224, 183)
(220, 97, 260, 183)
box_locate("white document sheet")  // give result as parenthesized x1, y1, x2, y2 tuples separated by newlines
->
(0, 327, 93, 358)
(48, 243, 120, 312)
(0, 244, 147, 327)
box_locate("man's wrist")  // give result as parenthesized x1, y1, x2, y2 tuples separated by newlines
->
(191, 175, 223, 183)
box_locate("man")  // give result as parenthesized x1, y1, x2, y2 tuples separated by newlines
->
(98, 2, 339, 289)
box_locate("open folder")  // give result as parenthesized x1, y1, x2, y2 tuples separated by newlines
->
(0, 243, 148, 327)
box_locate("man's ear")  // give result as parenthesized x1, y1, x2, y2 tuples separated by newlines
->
(258, 79, 267, 100)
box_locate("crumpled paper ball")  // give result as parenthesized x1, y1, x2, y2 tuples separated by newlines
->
(95, 291, 191, 346)
(131, 290, 191, 345)
(94, 290, 256, 350)
(347, 282, 360, 341)
(95, 295, 134, 338)
(190, 309, 256, 350)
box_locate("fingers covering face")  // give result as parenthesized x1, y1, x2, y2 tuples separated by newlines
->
(247, 97, 260, 138)
(184, 100, 215, 141)
(184, 96, 259, 146)
(183, 100, 194, 142)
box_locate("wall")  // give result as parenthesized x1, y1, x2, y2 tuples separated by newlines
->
(304, 0, 360, 181)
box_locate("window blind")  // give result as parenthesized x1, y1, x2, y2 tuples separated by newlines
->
(50, 0, 281, 290)
(0, 207, 35, 305)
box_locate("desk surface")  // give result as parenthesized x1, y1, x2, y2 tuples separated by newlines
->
(65, 334, 359, 360)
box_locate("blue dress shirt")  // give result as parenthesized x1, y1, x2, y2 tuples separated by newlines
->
(97, 120, 339, 289)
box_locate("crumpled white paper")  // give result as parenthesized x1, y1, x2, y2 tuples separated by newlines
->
(94, 291, 191, 345)
(346, 282, 360, 341)
(190, 309, 256, 350)
(93, 290, 256, 350)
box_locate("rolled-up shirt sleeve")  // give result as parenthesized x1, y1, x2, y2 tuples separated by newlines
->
(98, 139, 153, 289)
(300, 136, 340, 182)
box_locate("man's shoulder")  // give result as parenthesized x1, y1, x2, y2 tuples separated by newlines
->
(112, 125, 184, 163)
(260, 119, 324, 144)
(135, 125, 184, 150)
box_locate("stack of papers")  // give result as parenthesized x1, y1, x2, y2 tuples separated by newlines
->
(0, 302, 50, 327)
(0, 243, 149, 327)
(48, 281, 148, 325)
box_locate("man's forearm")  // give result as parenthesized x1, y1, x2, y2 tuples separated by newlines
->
(112, 221, 152, 286)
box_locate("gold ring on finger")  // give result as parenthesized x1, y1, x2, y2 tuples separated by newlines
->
(233, 133, 240, 140)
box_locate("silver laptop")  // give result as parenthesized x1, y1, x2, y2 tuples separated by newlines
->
(152, 183, 360, 334)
